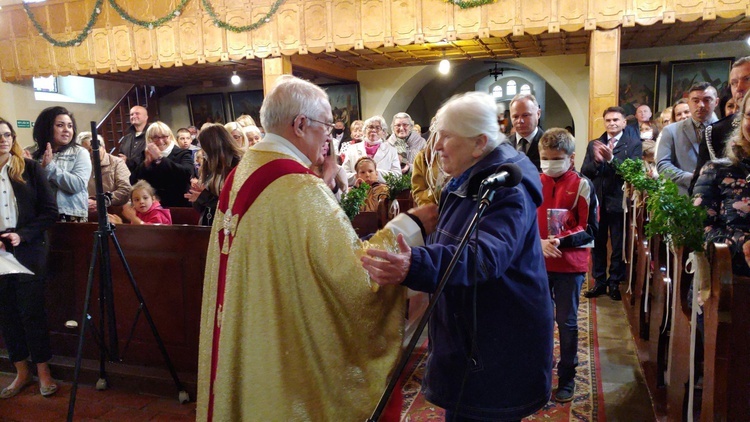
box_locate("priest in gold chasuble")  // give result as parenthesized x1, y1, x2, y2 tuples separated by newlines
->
(197, 75, 433, 421)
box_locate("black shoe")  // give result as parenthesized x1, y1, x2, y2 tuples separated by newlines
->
(584, 284, 608, 298)
(554, 379, 576, 403)
(609, 287, 622, 301)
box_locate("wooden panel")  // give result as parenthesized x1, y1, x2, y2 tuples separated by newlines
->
(178, 17, 201, 63)
(0, 40, 18, 81)
(156, 23, 177, 67)
(302, 0, 327, 50)
(249, 5, 275, 58)
(33, 37, 54, 75)
(594, 0, 628, 24)
(53, 46, 75, 76)
(14, 38, 35, 78)
(559, 0, 586, 28)
(202, 16, 224, 61)
(47, 3, 68, 34)
(92, 28, 112, 72)
(361, 0, 386, 44)
(331, 0, 359, 47)
(486, 0, 516, 33)
(133, 27, 156, 69)
(225, 11, 250, 58)
(455, 6, 482, 38)
(277, 2, 301, 54)
(112, 25, 134, 72)
(391, 0, 417, 45)
(588, 28, 620, 140)
(73, 38, 95, 75)
(673, 0, 709, 17)
(522, 0, 552, 31)
(421, 0, 451, 41)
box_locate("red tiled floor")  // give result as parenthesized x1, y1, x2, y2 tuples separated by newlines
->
(0, 372, 196, 421)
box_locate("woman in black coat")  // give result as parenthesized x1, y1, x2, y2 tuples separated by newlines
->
(133, 121, 194, 208)
(0, 119, 59, 399)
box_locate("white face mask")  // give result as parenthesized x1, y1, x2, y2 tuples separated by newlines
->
(541, 158, 570, 178)
(640, 131, 653, 140)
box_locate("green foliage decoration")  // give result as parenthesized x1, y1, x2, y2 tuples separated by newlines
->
(23, 0, 104, 48)
(384, 172, 412, 201)
(202, 0, 285, 33)
(446, 0, 497, 9)
(108, 0, 189, 29)
(615, 158, 706, 251)
(342, 183, 370, 221)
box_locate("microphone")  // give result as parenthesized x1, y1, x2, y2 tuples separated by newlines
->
(480, 163, 523, 188)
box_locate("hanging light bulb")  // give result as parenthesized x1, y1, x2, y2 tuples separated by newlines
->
(231, 71, 241, 85)
(438, 51, 450, 75)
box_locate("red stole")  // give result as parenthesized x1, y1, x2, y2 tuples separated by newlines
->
(207, 159, 315, 421)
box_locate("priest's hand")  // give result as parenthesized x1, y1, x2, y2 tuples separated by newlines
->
(408, 204, 438, 235)
(361, 234, 412, 286)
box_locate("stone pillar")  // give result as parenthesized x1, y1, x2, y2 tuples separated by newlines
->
(588, 28, 621, 140)
(262, 57, 293, 96)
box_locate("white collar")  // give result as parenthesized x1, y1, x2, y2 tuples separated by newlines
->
(516, 127, 539, 141)
(252, 133, 312, 166)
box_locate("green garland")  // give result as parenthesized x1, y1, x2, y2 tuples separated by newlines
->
(384, 172, 412, 201)
(108, 0, 189, 29)
(615, 158, 706, 251)
(202, 0, 285, 33)
(342, 183, 370, 221)
(23, 0, 104, 48)
(446, 0, 496, 9)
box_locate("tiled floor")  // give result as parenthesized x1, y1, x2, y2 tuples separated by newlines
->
(0, 373, 195, 422)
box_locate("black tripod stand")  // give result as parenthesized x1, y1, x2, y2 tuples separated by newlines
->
(66, 122, 188, 422)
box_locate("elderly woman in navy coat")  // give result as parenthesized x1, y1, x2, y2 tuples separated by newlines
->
(362, 92, 553, 421)
(0, 119, 59, 399)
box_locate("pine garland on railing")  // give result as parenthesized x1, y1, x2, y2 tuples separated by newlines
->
(202, 0, 286, 33)
(23, 0, 104, 48)
(445, 0, 497, 9)
(615, 158, 706, 251)
(108, 0, 189, 29)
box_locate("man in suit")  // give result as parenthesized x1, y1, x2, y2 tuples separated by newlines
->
(509, 93, 542, 171)
(656, 82, 719, 196)
(582, 106, 642, 301)
(689, 56, 750, 195)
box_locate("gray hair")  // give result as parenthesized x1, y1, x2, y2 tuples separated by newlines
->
(732, 56, 750, 69)
(260, 75, 330, 134)
(76, 131, 104, 146)
(363, 115, 388, 137)
(435, 91, 500, 150)
(509, 93, 540, 110)
(391, 112, 414, 131)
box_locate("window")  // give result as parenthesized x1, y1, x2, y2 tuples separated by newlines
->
(492, 85, 503, 99)
(33, 76, 58, 93)
(506, 80, 517, 96)
(34, 75, 96, 104)
(520, 84, 531, 95)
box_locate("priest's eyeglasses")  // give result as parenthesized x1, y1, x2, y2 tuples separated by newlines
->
(306, 117, 335, 135)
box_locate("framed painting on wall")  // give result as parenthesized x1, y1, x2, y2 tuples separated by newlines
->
(619, 62, 659, 117)
(229, 90, 264, 123)
(669, 58, 733, 106)
(187, 93, 227, 128)
(321, 83, 361, 134)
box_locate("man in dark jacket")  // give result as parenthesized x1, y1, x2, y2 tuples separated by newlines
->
(117, 105, 151, 183)
(509, 93, 543, 172)
(689, 56, 750, 195)
(582, 106, 642, 301)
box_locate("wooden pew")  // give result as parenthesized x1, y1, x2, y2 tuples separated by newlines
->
(666, 245, 692, 421)
(702, 243, 750, 421)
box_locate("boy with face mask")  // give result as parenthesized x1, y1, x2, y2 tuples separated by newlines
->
(536, 128, 598, 403)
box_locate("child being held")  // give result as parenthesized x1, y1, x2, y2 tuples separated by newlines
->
(109, 180, 172, 225)
(353, 157, 389, 212)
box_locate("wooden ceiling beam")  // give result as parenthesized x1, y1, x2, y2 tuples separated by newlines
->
(289, 54, 358, 82)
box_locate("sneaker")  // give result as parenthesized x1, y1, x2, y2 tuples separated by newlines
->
(554, 380, 575, 403)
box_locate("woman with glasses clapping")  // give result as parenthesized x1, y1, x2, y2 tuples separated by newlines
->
(132, 122, 194, 208)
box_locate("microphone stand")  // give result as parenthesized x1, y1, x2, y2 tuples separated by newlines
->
(367, 186, 496, 422)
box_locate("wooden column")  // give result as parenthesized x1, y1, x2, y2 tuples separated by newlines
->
(262, 57, 293, 97)
(588, 28, 620, 140)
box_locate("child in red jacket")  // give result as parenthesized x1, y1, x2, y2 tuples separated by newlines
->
(111, 180, 172, 225)
(537, 128, 598, 403)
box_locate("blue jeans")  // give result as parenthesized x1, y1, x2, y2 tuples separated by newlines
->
(548, 272, 585, 383)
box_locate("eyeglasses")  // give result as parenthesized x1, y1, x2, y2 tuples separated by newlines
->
(306, 117, 335, 135)
(0, 133, 12, 139)
(151, 135, 170, 140)
(366, 125, 382, 131)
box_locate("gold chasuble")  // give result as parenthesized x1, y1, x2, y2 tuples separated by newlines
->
(197, 146, 406, 421)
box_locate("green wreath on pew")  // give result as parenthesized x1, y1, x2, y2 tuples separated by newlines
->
(616, 158, 706, 251)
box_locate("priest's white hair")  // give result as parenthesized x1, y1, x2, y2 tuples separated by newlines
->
(260, 75, 330, 134)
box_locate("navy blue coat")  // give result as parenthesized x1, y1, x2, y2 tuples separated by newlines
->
(403, 143, 553, 420)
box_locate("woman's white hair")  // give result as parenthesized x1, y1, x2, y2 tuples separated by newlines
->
(260, 75, 330, 134)
(363, 115, 387, 138)
(435, 91, 501, 150)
